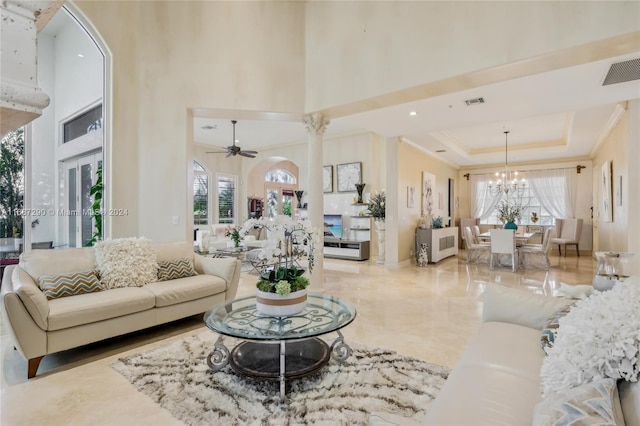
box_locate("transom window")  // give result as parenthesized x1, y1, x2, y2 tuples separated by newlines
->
(265, 169, 296, 184)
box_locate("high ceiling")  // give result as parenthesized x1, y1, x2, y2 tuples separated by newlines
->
(194, 52, 639, 168)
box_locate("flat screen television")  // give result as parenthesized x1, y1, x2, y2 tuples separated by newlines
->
(323, 214, 342, 239)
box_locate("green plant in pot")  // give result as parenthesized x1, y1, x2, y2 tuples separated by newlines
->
(241, 216, 319, 316)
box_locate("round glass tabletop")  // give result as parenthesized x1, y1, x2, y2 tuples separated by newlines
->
(204, 293, 357, 341)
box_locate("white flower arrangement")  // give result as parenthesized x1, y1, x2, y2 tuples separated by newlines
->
(240, 216, 320, 295)
(540, 277, 640, 397)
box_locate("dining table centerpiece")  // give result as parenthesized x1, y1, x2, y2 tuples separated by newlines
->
(240, 216, 320, 316)
(496, 200, 524, 230)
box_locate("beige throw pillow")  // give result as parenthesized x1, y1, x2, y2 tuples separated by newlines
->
(94, 237, 158, 289)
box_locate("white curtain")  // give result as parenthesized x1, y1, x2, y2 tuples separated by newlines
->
(527, 168, 576, 219)
(470, 174, 502, 220)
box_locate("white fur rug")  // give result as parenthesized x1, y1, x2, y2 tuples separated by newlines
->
(111, 331, 449, 425)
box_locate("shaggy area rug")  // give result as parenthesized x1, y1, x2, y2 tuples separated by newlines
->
(111, 331, 449, 425)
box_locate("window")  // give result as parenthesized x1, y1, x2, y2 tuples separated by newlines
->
(63, 104, 103, 143)
(265, 169, 296, 184)
(478, 171, 572, 226)
(482, 187, 554, 226)
(217, 174, 237, 224)
(193, 161, 208, 226)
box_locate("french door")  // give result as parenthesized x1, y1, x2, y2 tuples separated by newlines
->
(63, 153, 101, 247)
(265, 184, 295, 218)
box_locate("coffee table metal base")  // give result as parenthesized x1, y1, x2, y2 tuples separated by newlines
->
(207, 331, 352, 401)
(230, 338, 330, 380)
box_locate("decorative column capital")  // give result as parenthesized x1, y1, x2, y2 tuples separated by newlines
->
(302, 113, 330, 136)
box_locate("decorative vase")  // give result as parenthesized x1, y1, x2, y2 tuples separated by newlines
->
(256, 289, 308, 317)
(374, 219, 385, 265)
(294, 190, 304, 209)
(503, 221, 518, 230)
(355, 183, 366, 204)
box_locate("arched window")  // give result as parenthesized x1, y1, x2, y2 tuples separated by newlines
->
(193, 161, 208, 225)
(265, 169, 296, 185)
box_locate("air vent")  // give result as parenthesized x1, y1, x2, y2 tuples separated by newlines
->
(435, 149, 446, 153)
(201, 125, 216, 130)
(464, 97, 485, 106)
(602, 58, 640, 86)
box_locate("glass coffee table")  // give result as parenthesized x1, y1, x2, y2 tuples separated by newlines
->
(203, 293, 357, 401)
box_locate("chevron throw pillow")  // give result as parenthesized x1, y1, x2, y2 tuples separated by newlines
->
(157, 257, 197, 281)
(38, 270, 103, 300)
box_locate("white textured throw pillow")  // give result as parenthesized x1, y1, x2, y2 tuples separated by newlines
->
(94, 237, 158, 289)
(540, 277, 640, 398)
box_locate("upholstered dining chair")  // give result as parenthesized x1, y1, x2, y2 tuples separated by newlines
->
(460, 218, 480, 249)
(489, 229, 518, 272)
(519, 227, 555, 270)
(550, 218, 583, 256)
(464, 226, 490, 264)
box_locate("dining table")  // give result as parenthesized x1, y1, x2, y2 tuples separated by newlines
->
(478, 231, 535, 247)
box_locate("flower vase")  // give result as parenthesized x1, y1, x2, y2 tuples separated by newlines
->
(355, 183, 366, 204)
(503, 221, 518, 230)
(256, 289, 308, 316)
(374, 219, 385, 265)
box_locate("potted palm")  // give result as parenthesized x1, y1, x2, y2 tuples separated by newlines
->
(240, 216, 320, 316)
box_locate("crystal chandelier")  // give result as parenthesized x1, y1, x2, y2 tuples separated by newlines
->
(489, 131, 526, 197)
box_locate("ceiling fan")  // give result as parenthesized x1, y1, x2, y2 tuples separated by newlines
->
(206, 120, 258, 158)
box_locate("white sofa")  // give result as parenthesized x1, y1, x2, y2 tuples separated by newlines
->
(1, 241, 241, 379)
(371, 284, 640, 425)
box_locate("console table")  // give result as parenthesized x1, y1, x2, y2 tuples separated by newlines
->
(415, 227, 458, 263)
(324, 237, 370, 261)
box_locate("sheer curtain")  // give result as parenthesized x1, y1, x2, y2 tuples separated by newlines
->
(528, 168, 576, 218)
(470, 174, 502, 220)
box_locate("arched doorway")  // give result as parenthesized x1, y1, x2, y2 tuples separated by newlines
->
(246, 158, 300, 219)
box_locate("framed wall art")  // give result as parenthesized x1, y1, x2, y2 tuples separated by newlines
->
(615, 174, 622, 207)
(323, 165, 333, 193)
(336, 162, 362, 192)
(407, 186, 416, 208)
(422, 172, 435, 216)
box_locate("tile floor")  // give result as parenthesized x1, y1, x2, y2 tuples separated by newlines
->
(0, 251, 596, 425)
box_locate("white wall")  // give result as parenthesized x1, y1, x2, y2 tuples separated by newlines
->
(304, 1, 640, 113)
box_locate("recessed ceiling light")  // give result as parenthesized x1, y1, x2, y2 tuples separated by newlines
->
(409, 111, 417, 116)
(77, 53, 84, 58)
(201, 125, 216, 130)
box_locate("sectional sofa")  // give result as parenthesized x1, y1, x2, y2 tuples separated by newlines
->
(1, 240, 240, 379)
(371, 283, 640, 425)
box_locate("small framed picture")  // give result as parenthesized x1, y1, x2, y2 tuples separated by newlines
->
(336, 162, 362, 192)
(323, 165, 333, 193)
(407, 186, 415, 208)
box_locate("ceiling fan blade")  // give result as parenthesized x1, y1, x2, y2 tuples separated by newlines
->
(242, 150, 258, 155)
(239, 152, 256, 158)
(206, 151, 227, 154)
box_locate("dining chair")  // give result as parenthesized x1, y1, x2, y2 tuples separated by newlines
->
(489, 229, 518, 272)
(550, 218, 583, 256)
(464, 227, 490, 264)
(520, 227, 555, 270)
(460, 218, 480, 249)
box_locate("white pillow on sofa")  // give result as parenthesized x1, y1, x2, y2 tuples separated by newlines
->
(482, 284, 573, 330)
(94, 237, 158, 289)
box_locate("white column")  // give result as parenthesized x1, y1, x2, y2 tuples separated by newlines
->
(385, 137, 400, 267)
(303, 113, 329, 289)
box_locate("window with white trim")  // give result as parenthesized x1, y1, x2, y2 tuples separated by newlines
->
(217, 174, 237, 224)
(193, 161, 208, 226)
